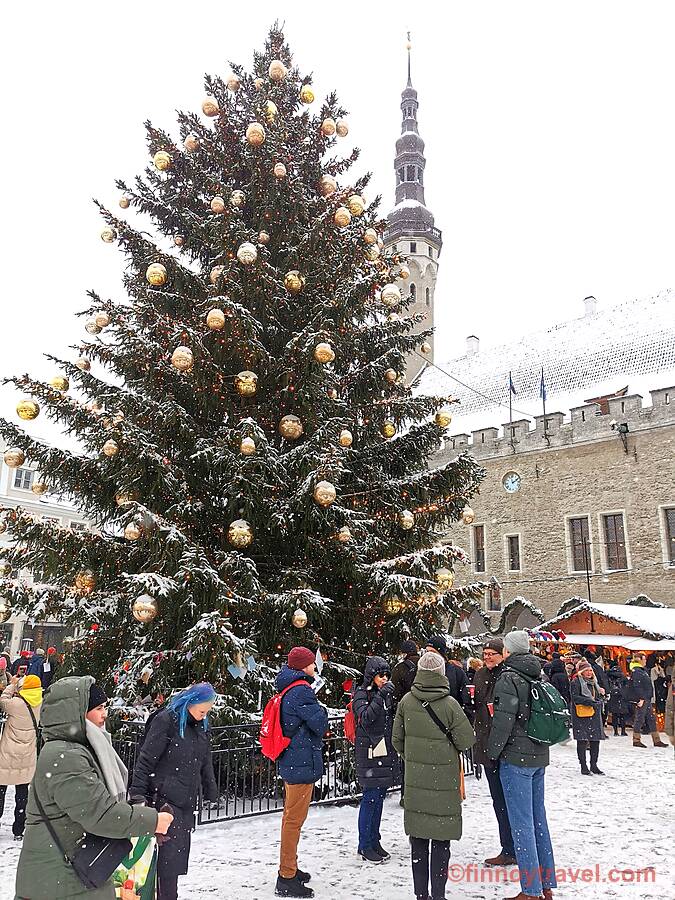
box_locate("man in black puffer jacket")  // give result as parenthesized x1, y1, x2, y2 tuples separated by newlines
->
(626, 654, 668, 748)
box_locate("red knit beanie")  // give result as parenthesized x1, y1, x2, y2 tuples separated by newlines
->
(288, 647, 315, 670)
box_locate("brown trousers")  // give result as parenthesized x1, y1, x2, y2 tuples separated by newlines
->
(279, 782, 313, 878)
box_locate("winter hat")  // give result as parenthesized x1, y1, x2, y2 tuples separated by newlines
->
(87, 682, 108, 711)
(418, 651, 445, 673)
(287, 646, 316, 670)
(21, 675, 42, 690)
(483, 637, 504, 654)
(503, 630, 530, 655)
(576, 659, 593, 675)
(35, 648, 45, 656)
(400, 640, 418, 655)
(425, 635, 448, 658)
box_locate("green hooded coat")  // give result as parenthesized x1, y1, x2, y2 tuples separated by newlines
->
(14, 676, 158, 900)
(392, 667, 475, 841)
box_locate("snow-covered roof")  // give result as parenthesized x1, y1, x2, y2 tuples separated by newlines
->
(541, 601, 675, 640)
(394, 198, 426, 210)
(418, 290, 675, 432)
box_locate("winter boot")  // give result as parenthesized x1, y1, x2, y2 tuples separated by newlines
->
(373, 843, 391, 860)
(632, 735, 647, 748)
(590, 766, 605, 775)
(620, 728, 628, 736)
(485, 852, 518, 866)
(275, 874, 314, 898)
(358, 847, 385, 863)
(651, 732, 668, 747)
(296, 869, 311, 884)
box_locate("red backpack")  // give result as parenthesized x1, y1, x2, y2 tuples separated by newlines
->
(259, 680, 307, 760)
(344, 700, 357, 744)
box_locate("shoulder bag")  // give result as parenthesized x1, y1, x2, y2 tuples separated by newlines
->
(419, 697, 466, 801)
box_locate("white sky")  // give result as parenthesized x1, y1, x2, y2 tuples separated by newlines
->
(2, 0, 674, 442)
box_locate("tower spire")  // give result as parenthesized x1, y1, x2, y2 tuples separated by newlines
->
(406, 32, 412, 86)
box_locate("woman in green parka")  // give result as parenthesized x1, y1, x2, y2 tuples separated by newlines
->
(14, 676, 172, 900)
(393, 651, 475, 900)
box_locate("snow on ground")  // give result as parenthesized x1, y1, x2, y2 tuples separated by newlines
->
(0, 737, 671, 899)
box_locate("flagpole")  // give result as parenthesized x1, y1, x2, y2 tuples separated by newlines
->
(541, 366, 550, 446)
(509, 370, 515, 452)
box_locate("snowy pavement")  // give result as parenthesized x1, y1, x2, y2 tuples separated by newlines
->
(0, 737, 671, 899)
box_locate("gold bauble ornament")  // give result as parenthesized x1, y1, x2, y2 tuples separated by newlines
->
(292, 608, 308, 628)
(254, 77, 264, 91)
(31, 481, 48, 496)
(336, 118, 349, 137)
(299, 84, 315, 104)
(383, 597, 406, 615)
(0, 597, 10, 622)
(240, 437, 256, 456)
(337, 525, 351, 543)
(363, 228, 378, 245)
(206, 308, 226, 330)
(265, 100, 278, 123)
(174, 234, 185, 247)
(85, 319, 102, 335)
(101, 226, 116, 243)
(234, 370, 258, 397)
(284, 270, 305, 294)
(338, 428, 353, 448)
(384, 368, 398, 383)
(228, 518, 253, 548)
(226, 73, 241, 92)
(237, 242, 258, 265)
(313, 480, 337, 507)
(75, 357, 91, 373)
(171, 346, 194, 372)
(334, 206, 351, 228)
(399, 265, 411, 279)
(153, 150, 172, 171)
(0, 561, 11, 579)
(246, 122, 266, 146)
(436, 567, 455, 591)
(132, 594, 158, 623)
(201, 96, 219, 117)
(268, 59, 287, 81)
(209, 265, 225, 284)
(75, 570, 96, 595)
(381, 420, 396, 439)
(321, 117, 336, 136)
(398, 509, 415, 530)
(231, 190, 246, 208)
(17, 399, 40, 421)
(347, 194, 365, 216)
(327, 388, 338, 400)
(184, 133, 200, 152)
(273, 162, 287, 178)
(313, 342, 335, 364)
(3, 448, 25, 468)
(119, 194, 131, 209)
(258, 230, 270, 244)
(124, 522, 142, 541)
(461, 506, 475, 525)
(210, 195, 225, 214)
(365, 245, 380, 262)
(381, 284, 402, 307)
(420, 341, 432, 354)
(318, 174, 337, 197)
(102, 439, 119, 458)
(146, 263, 168, 286)
(95, 312, 111, 329)
(279, 414, 303, 440)
(435, 409, 453, 428)
(50, 375, 69, 392)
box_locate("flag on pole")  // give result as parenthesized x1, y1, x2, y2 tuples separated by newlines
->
(508, 372, 517, 396)
(539, 367, 547, 402)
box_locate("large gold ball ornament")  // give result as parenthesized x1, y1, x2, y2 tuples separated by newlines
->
(226, 73, 241, 92)
(299, 84, 315, 103)
(146, 263, 168, 286)
(337, 525, 351, 543)
(420, 341, 432, 354)
(336, 118, 349, 137)
(50, 375, 69, 392)
(240, 437, 256, 456)
(292, 608, 308, 628)
(119, 194, 131, 209)
(209, 265, 225, 284)
(101, 226, 116, 243)
(268, 59, 287, 81)
(435, 567, 455, 591)
(258, 230, 270, 245)
(17, 399, 40, 421)
(31, 481, 48, 496)
(132, 594, 158, 623)
(365, 245, 380, 262)
(202, 96, 219, 117)
(184, 133, 200, 152)
(313, 342, 335, 364)
(0, 597, 10, 622)
(85, 320, 102, 335)
(246, 122, 266, 146)
(211, 195, 225, 214)
(384, 368, 398, 383)
(75, 570, 97, 595)
(234, 370, 258, 397)
(237, 242, 258, 265)
(347, 195, 365, 216)
(399, 265, 411, 279)
(435, 409, 453, 428)
(171, 346, 194, 372)
(231, 190, 246, 208)
(363, 228, 378, 245)
(279, 414, 303, 440)
(75, 357, 91, 372)
(3, 448, 25, 468)
(254, 77, 264, 91)
(383, 597, 406, 615)
(124, 522, 142, 541)
(95, 312, 111, 329)
(206, 308, 226, 330)
(284, 270, 305, 294)
(265, 100, 278, 123)
(102, 439, 119, 458)
(313, 480, 337, 507)
(381, 420, 396, 439)
(338, 429, 353, 448)
(153, 150, 172, 171)
(461, 506, 475, 525)
(381, 284, 402, 307)
(321, 117, 336, 136)
(318, 174, 337, 197)
(228, 519, 253, 548)
(274, 162, 287, 178)
(334, 206, 351, 228)
(399, 509, 415, 530)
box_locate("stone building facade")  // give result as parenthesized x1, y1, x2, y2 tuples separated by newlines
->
(439, 385, 675, 620)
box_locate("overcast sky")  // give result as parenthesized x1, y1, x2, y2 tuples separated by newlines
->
(2, 1, 674, 441)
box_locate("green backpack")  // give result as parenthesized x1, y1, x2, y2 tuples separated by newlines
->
(512, 670, 571, 746)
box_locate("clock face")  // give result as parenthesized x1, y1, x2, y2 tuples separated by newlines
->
(503, 472, 521, 493)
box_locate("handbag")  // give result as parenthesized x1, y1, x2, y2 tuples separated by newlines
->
(22, 698, 134, 890)
(575, 703, 595, 717)
(420, 698, 466, 801)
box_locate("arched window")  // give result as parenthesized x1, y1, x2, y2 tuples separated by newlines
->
(410, 283, 417, 301)
(425, 287, 430, 306)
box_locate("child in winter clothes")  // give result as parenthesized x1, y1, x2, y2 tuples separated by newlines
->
(0, 674, 43, 838)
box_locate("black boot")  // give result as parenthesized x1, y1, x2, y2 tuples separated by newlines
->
(296, 869, 311, 884)
(275, 875, 314, 898)
(577, 742, 590, 774)
(589, 741, 604, 774)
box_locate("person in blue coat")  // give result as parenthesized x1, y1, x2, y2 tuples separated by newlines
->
(275, 646, 328, 899)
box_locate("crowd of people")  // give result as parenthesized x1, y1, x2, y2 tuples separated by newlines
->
(0, 636, 672, 900)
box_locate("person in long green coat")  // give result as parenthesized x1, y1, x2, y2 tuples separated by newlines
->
(393, 651, 475, 900)
(14, 676, 170, 900)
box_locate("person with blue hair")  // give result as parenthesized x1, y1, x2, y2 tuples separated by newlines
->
(130, 683, 218, 899)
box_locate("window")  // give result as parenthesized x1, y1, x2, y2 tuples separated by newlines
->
(507, 535, 521, 571)
(428, 246, 434, 258)
(603, 514, 627, 569)
(409, 283, 416, 301)
(473, 525, 485, 573)
(14, 468, 34, 491)
(70, 521, 88, 532)
(425, 287, 430, 306)
(664, 508, 675, 564)
(569, 517, 591, 572)
(410, 241, 417, 254)
(405, 165, 415, 182)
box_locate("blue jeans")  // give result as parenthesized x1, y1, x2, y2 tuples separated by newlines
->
(358, 786, 387, 851)
(500, 762, 557, 896)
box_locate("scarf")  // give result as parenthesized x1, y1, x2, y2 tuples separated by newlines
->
(578, 673, 598, 701)
(18, 687, 43, 708)
(85, 720, 128, 802)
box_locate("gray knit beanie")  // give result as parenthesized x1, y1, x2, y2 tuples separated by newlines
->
(503, 630, 531, 655)
(418, 651, 445, 673)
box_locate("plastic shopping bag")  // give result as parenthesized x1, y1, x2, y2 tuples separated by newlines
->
(113, 834, 158, 900)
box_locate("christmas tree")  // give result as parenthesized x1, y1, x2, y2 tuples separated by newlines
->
(0, 26, 485, 716)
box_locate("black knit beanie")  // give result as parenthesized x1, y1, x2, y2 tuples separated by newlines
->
(87, 682, 108, 711)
